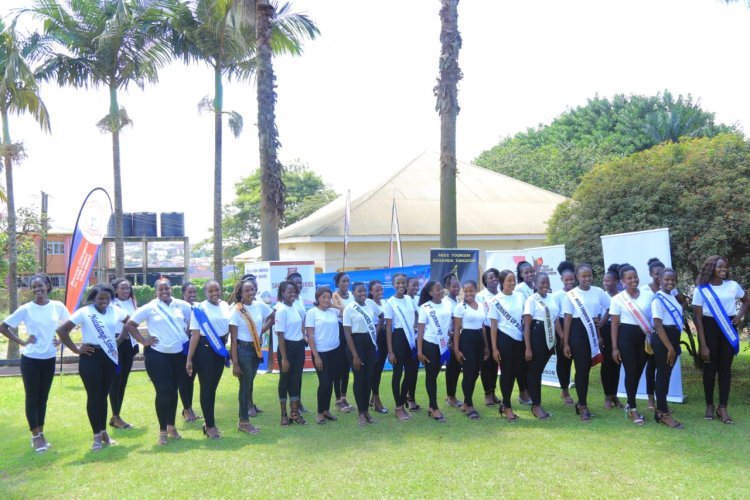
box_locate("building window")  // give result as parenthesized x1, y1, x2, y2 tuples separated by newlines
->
(49, 275, 65, 288)
(47, 242, 65, 255)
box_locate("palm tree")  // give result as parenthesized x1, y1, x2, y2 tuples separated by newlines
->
(0, 19, 50, 359)
(28, 0, 172, 276)
(168, 0, 317, 283)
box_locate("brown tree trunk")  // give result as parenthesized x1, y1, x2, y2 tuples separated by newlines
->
(213, 65, 223, 285)
(2, 107, 19, 359)
(110, 83, 125, 277)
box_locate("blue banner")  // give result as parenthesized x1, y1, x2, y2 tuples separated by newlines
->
(430, 248, 479, 285)
(316, 264, 431, 298)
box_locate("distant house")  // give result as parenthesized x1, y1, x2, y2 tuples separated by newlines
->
(21, 226, 73, 288)
(234, 151, 568, 273)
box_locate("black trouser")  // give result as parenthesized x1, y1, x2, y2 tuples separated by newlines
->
(459, 329, 484, 407)
(498, 332, 524, 409)
(422, 340, 442, 410)
(555, 332, 572, 390)
(79, 349, 117, 434)
(179, 366, 197, 410)
(645, 353, 655, 397)
(527, 321, 553, 406)
(237, 341, 261, 420)
(599, 322, 620, 397)
(333, 325, 350, 400)
(195, 339, 226, 428)
(481, 326, 498, 395)
(653, 325, 681, 413)
(348, 333, 377, 413)
(144, 347, 186, 431)
(702, 316, 735, 407)
(569, 318, 593, 407)
(391, 328, 418, 407)
(109, 340, 135, 416)
(278, 339, 305, 402)
(371, 326, 388, 397)
(315, 349, 339, 413)
(617, 323, 648, 409)
(20, 355, 55, 431)
(445, 335, 461, 398)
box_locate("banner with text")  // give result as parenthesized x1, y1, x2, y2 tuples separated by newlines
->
(486, 245, 567, 292)
(316, 264, 431, 299)
(430, 248, 479, 285)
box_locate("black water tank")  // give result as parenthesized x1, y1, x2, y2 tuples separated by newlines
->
(160, 212, 185, 237)
(107, 213, 134, 237)
(132, 212, 157, 237)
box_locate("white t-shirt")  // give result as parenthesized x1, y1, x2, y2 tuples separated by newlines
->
(453, 301, 486, 331)
(516, 281, 534, 301)
(651, 291, 683, 327)
(385, 296, 417, 331)
(417, 300, 452, 345)
(476, 288, 496, 327)
(4, 300, 70, 359)
(274, 298, 306, 319)
(70, 304, 128, 346)
(190, 300, 231, 337)
(343, 299, 381, 334)
(565, 286, 610, 319)
(609, 289, 654, 326)
(113, 297, 137, 346)
(523, 293, 560, 322)
(275, 302, 304, 342)
(691, 280, 745, 318)
(131, 298, 191, 354)
(333, 291, 354, 323)
(229, 302, 273, 342)
(487, 292, 525, 341)
(641, 284, 678, 297)
(552, 290, 571, 320)
(410, 295, 420, 311)
(304, 307, 340, 352)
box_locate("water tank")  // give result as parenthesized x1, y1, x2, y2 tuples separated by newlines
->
(160, 212, 185, 237)
(107, 213, 134, 237)
(132, 212, 157, 237)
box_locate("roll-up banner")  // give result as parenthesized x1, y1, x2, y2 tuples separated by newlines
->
(486, 245, 567, 292)
(429, 248, 479, 285)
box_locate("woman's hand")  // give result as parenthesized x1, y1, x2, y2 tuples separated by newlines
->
(314, 354, 323, 372)
(143, 336, 157, 348)
(232, 363, 243, 378)
(454, 349, 465, 364)
(700, 345, 710, 364)
(23, 335, 37, 347)
(666, 348, 676, 367)
(493, 349, 501, 364)
(563, 344, 572, 360)
(77, 344, 94, 356)
(351, 355, 362, 371)
(417, 353, 429, 365)
(281, 357, 290, 373)
(525, 348, 533, 362)
(186, 360, 194, 377)
(483, 347, 490, 361)
(612, 347, 622, 365)
(388, 351, 397, 366)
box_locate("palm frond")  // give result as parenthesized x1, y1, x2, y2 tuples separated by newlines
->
(226, 109, 242, 137)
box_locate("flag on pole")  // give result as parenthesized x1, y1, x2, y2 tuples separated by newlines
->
(343, 190, 351, 269)
(388, 192, 403, 268)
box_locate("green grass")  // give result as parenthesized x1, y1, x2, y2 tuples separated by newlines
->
(1, 353, 749, 498)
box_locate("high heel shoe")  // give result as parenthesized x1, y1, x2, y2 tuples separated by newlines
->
(625, 405, 645, 425)
(575, 403, 591, 422)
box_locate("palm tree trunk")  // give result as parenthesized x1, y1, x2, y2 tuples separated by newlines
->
(110, 83, 125, 277)
(213, 65, 223, 285)
(436, 0, 462, 249)
(2, 107, 19, 359)
(257, 0, 285, 261)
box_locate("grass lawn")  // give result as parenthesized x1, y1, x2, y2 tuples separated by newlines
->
(0, 352, 749, 498)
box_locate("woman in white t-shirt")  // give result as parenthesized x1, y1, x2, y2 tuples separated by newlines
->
(599, 264, 623, 410)
(453, 280, 488, 420)
(306, 286, 341, 424)
(523, 273, 562, 420)
(229, 278, 273, 433)
(0, 274, 69, 453)
(692, 255, 749, 424)
(186, 280, 231, 439)
(489, 270, 526, 422)
(275, 280, 306, 426)
(442, 273, 463, 409)
(385, 272, 419, 421)
(477, 268, 500, 407)
(552, 261, 576, 406)
(331, 272, 354, 413)
(367, 279, 390, 414)
(513, 262, 534, 406)
(610, 265, 654, 425)
(108, 278, 137, 430)
(416, 280, 453, 422)
(125, 277, 191, 445)
(57, 284, 134, 451)
(343, 282, 382, 426)
(179, 282, 200, 423)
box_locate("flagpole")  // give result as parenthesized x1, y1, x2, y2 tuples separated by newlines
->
(343, 190, 351, 271)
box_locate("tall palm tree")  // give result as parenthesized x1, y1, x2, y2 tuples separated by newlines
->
(168, 0, 317, 283)
(0, 19, 50, 359)
(435, 0, 462, 248)
(28, 0, 172, 276)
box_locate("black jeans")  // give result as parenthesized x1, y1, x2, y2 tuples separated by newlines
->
(144, 347, 186, 431)
(179, 366, 197, 410)
(109, 340, 135, 416)
(445, 335, 461, 398)
(371, 326, 388, 397)
(653, 325, 681, 413)
(527, 321, 553, 406)
(481, 326, 498, 395)
(422, 340, 442, 410)
(617, 324, 648, 409)
(195, 340, 226, 428)
(391, 328, 417, 407)
(599, 322, 620, 397)
(278, 339, 305, 402)
(315, 349, 339, 413)
(569, 318, 593, 407)
(498, 332, 524, 409)
(20, 355, 55, 431)
(702, 316, 735, 407)
(347, 333, 377, 413)
(333, 325, 350, 399)
(645, 353, 655, 397)
(458, 329, 484, 407)
(237, 341, 261, 420)
(555, 332, 572, 390)
(79, 349, 116, 434)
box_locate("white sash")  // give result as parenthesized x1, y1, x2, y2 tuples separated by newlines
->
(532, 293, 555, 350)
(423, 302, 450, 356)
(566, 288, 603, 365)
(492, 296, 523, 341)
(83, 306, 119, 367)
(352, 302, 378, 347)
(619, 291, 654, 337)
(388, 296, 416, 349)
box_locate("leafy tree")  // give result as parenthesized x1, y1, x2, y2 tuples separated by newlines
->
(220, 162, 336, 259)
(475, 91, 733, 196)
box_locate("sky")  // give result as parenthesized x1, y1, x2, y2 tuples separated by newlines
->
(3, 0, 750, 241)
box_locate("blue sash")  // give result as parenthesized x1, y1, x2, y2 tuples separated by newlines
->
(424, 302, 451, 364)
(698, 285, 740, 355)
(85, 306, 120, 374)
(654, 292, 683, 330)
(192, 304, 231, 363)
